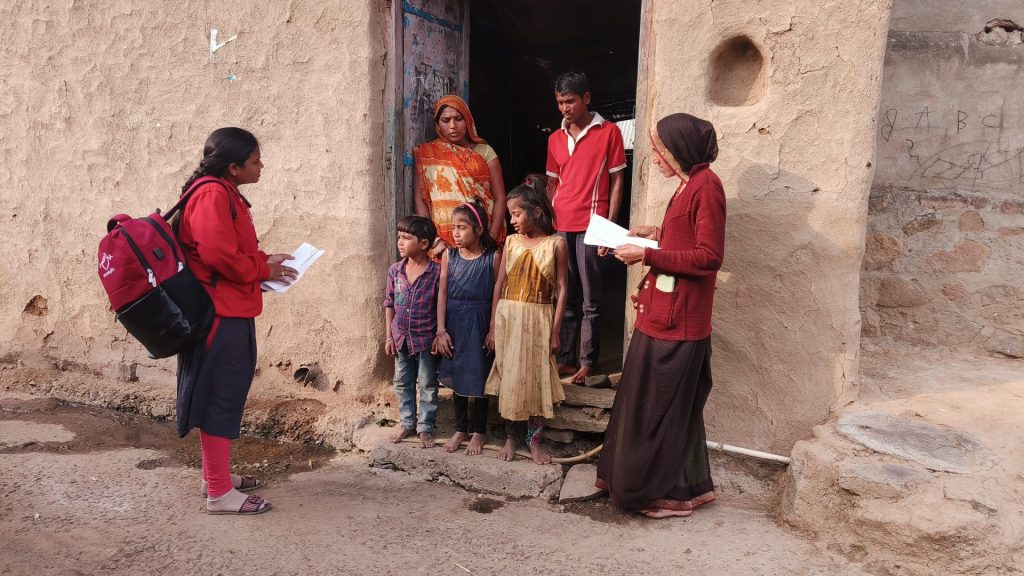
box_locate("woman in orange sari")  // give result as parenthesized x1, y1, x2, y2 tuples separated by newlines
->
(414, 95, 507, 259)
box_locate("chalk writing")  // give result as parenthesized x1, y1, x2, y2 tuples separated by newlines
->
(877, 106, 1003, 138)
(881, 109, 897, 142)
(877, 104, 1021, 188)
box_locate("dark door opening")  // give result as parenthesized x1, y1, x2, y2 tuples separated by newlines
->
(468, 0, 643, 373)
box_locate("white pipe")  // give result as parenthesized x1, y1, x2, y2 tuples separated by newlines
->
(706, 440, 791, 465)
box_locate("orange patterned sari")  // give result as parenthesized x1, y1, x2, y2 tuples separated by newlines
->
(413, 95, 506, 249)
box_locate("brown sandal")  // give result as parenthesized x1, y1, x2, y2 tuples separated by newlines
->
(207, 494, 272, 515)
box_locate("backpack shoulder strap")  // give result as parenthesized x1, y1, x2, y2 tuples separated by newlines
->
(163, 176, 238, 222)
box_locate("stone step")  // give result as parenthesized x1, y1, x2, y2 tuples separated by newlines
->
(360, 427, 563, 499)
(558, 463, 606, 503)
(548, 405, 609, 433)
(561, 383, 615, 409)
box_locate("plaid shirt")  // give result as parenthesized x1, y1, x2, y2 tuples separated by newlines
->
(384, 258, 440, 354)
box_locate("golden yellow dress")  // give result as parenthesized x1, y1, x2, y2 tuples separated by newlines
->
(485, 234, 565, 419)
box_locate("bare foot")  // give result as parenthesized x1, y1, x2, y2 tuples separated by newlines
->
(570, 365, 591, 384)
(558, 364, 578, 378)
(529, 443, 552, 465)
(391, 428, 415, 443)
(465, 433, 485, 456)
(496, 438, 516, 461)
(641, 507, 692, 519)
(419, 432, 435, 448)
(443, 432, 466, 453)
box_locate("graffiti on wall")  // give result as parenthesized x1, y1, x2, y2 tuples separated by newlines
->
(878, 104, 1024, 188)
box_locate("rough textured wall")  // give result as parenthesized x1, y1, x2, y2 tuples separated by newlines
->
(863, 2, 1024, 357)
(0, 1, 390, 435)
(637, 1, 891, 452)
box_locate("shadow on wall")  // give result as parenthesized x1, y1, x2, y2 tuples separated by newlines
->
(706, 162, 851, 449)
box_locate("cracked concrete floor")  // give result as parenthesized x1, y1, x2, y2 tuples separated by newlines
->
(0, 392, 867, 576)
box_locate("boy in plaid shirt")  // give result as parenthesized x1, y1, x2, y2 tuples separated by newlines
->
(385, 215, 442, 448)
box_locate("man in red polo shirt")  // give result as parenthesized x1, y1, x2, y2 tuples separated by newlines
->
(545, 71, 627, 384)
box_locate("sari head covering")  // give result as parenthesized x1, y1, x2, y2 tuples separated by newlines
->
(434, 95, 486, 145)
(415, 95, 506, 252)
(655, 113, 718, 174)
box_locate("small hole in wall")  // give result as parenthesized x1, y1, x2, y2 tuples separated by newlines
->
(709, 36, 767, 107)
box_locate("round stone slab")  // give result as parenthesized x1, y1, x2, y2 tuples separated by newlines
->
(836, 411, 995, 473)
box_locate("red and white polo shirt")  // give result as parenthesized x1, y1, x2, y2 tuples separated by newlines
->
(545, 112, 628, 232)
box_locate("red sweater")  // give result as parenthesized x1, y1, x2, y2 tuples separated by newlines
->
(634, 163, 726, 341)
(179, 178, 269, 318)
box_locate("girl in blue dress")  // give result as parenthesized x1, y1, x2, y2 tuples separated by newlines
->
(434, 199, 500, 455)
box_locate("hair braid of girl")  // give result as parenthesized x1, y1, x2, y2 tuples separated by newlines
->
(180, 165, 206, 196)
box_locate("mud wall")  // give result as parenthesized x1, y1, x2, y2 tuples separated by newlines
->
(862, 2, 1024, 357)
(636, 1, 891, 452)
(0, 0, 391, 434)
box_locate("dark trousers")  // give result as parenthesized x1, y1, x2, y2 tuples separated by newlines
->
(558, 231, 602, 368)
(453, 395, 489, 435)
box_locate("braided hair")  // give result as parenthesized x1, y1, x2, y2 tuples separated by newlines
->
(180, 127, 259, 195)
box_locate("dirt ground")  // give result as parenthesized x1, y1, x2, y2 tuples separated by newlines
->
(0, 392, 868, 576)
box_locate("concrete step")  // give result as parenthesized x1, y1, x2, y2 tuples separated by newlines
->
(358, 426, 563, 499)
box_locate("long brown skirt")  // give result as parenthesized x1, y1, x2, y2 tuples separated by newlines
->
(596, 332, 715, 512)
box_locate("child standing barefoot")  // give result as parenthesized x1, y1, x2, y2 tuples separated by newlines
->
(384, 216, 442, 449)
(485, 176, 568, 464)
(434, 200, 500, 455)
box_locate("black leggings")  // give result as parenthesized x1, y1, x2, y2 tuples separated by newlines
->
(453, 395, 489, 435)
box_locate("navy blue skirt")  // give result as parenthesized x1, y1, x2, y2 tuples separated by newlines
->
(439, 299, 493, 398)
(175, 317, 257, 439)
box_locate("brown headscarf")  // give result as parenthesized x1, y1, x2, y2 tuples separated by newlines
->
(655, 113, 718, 174)
(434, 95, 486, 144)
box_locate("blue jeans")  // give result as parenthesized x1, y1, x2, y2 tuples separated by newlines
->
(393, 344, 439, 434)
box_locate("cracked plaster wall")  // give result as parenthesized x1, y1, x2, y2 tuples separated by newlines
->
(1, 0, 896, 453)
(637, 1, 891, 452)
(0, 1, 392, 427)
(864, 1, 1024, 357)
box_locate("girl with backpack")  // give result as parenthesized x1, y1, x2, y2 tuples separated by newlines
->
(176, 127, 297, 515)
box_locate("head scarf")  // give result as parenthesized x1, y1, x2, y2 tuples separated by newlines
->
(655, 113, 718, 174)
(434, 95, 486, 144)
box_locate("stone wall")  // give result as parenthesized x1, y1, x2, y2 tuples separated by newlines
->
(863, 1, 1024, 357)
(638, 1, 891, 452)
(0, 0, 392, 436)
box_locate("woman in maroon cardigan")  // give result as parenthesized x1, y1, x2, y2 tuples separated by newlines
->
(596, 113, 725, 518)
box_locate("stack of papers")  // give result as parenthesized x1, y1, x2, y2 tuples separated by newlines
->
(583, 214, 659, 250)
(261, 242, 325, 294)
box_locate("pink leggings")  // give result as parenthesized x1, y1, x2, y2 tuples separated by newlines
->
(200, 430, 233, 498)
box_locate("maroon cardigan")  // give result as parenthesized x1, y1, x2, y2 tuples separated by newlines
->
(634, 163, 726, 341)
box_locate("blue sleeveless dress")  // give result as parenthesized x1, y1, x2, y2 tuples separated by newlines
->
(439, 247, 496, 398)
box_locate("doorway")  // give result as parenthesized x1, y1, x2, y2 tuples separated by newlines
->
(390, 0, 644, 373)
(468, 0, 642, 373)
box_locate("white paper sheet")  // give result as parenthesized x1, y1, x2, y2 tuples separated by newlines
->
(583, 214, 659, 250)
(260, 242, 325, 294)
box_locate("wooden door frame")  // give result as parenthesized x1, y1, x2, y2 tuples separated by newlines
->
(382, 0, 470, 256)
(383, 0, 404, 255)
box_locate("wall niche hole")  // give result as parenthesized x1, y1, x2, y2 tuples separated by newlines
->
(709, 36, 767, 107)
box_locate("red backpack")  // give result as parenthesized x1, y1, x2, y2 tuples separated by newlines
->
(97, 176, 233, 358)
